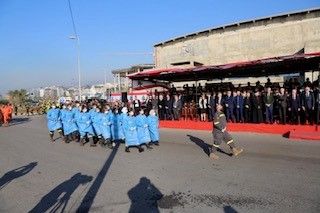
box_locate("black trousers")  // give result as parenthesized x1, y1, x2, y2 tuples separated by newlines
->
(244, 109, 251, 123)
(291, 109, 299, 125)
(302, 108, 313, 125)
(278, 106, 286, 124)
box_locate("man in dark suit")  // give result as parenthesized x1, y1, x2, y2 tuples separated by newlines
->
(215, 92, 225, 106)
(263, 87, 274, 124)
(165, 94, 173, 120)
(172, 95, 181, 120)
(207, 92, 216, 122)
(234, 90, 244, 123)
(244, 91, 252, 123)
(301, 86, 315, 125)
(133, 96, 141, 115)
(224, 90, 234, 122)
(252, 91, 263, 123)
(158, 94, 165, 120)
(277, 87, 287, 124)
(288, 89, 301, 125)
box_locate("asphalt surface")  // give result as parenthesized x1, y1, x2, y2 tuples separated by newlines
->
(0, 115, 319, 213)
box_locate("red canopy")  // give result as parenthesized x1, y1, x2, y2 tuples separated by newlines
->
(128, 52, 320, 82)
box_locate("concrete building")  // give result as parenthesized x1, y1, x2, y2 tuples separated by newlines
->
(153, 8, 320, 86)
(112, 64, 155, 92)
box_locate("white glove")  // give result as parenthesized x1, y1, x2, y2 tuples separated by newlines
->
(222, 127, 226, 132)
(144, 124, 148, 128)
(108, 122, 112, 125)
(103, 122, 107, 125)
(86, 121, 91, 124)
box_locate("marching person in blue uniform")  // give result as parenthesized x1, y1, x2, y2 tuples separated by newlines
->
(122, 109, 144, 153)
(91, 107, 103, 144)
(111, 108, 125, 142)
(75, 106, 96, 147)
(136, 108, 152, 149)
(210, 104, 243, 159)
(72, 102, 81, 117)
(99, 106, 113, 148)
(60, 105, 79, 143)
(147, 109, 159, 146)
(46, 104, 64, 142)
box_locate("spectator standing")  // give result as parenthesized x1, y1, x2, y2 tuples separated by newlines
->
(288, 89, 301, 125)
(172, 95, 181, 120)
(277, 88, 287, 125)
(263, 87, 274, 124)
(301, 86, 315, 125)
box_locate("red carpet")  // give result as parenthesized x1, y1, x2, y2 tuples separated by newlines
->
(159, 120, 320, 140)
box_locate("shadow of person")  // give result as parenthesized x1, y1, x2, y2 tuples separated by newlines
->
(29, 173, 93, 213)
(8, 117, 31, 126)
(0, 162, 37, 190)
(187, 134, 211, 155)
(187, 135, 232, 157)
(223, 205, 239, 213)
(128, 177, 163, 213)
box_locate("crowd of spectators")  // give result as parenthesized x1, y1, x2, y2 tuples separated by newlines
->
(136, 76, 320, 126)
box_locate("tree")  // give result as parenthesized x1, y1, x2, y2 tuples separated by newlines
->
(7, 89, 27, 105)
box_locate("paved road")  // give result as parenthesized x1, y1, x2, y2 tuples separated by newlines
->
(0, 115, 319, 213)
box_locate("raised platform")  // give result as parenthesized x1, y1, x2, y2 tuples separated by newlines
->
(159, 120, 320, 140)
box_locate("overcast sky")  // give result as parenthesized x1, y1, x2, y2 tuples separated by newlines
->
(0, 0, 319, 95)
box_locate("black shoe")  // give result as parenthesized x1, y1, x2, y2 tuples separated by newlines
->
(138, 146, 144, 153)
(146, 143, 153, 149)
(154, 141, 159, 146)
(125, 147, 130, 153)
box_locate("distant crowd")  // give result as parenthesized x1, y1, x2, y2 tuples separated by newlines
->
(137, 76, 320, 125)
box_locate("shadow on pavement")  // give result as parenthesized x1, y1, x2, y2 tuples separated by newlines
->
(29, 173, 93, 213)
(128, 177, 163, 213)
(76, 141, 120, 212)
(224, 205, 239, 213)
(0, 162, 37, 190)
(187, 135, 232, 157)
(8, 117, 31, 126)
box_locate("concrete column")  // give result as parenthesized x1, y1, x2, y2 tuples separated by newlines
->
(113, 74, 116, 92)
(125, 72, 129, 92)
(118, 74, 121, 92)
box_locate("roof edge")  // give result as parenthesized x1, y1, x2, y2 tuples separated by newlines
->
(154, 7, 320, 47)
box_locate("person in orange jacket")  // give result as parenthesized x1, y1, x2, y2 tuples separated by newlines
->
(8, 103, 13, 122)
(1, 104, 10, 125)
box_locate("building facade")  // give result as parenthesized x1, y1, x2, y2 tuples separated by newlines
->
(153, 8, 320, 85)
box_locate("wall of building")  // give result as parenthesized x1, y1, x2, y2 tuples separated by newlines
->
(154, 11, 320, 69)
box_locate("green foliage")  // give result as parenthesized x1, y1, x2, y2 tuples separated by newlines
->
(7, 89, 27, 104)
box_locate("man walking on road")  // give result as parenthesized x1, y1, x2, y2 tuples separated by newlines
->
(210, 104, 243, 159)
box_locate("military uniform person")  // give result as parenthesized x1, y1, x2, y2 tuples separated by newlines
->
(210, 104, 243, 159)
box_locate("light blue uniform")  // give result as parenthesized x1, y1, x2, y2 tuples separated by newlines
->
(75, 112, 95, 137)
(46, 109, 62, 131)
(99, 112, 112, 140)
(111, 113, 123, 140)
(60, 109, 67, 120)
(72, 107, 80, 117)
(91, 111, 102, 136)
(147, 115, 159, 142)
(122, 115, 140, 146)
(136, 114, 151, 144)
(60, 110, 78, 135)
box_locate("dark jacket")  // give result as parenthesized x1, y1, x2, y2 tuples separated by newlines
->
(277, 93, 287, 108)
(288, 94, 301, 110)
(301, 92, 315, 109)
(233, 95, 244, 109)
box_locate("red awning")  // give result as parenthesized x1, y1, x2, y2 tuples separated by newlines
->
(128, 52, 320, 82)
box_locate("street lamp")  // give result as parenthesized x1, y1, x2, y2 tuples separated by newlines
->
(69, 35, 81, 101)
